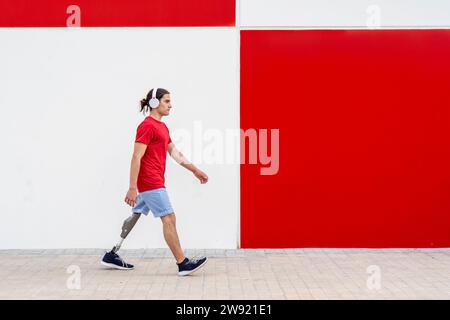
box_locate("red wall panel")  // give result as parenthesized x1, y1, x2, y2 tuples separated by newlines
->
(241, 30, 450, 248)
(0, 0, 235, 27)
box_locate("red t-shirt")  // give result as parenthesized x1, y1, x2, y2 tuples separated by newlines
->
(135, 116, 172, 193)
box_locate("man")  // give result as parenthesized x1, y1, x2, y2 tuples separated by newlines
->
(101, 87, 209, 276)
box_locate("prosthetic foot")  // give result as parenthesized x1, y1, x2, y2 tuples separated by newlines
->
(101, 212, 141, 270)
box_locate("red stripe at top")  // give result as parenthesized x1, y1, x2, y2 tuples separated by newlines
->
(0, 0, 235, 27)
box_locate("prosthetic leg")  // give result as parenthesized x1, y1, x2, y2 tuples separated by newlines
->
(110, 212, 141, 253)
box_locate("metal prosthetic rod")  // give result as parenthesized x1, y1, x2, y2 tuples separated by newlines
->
(111, 213, 141, 253)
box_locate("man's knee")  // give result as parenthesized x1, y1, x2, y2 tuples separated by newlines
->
(160, 212, 176, 226)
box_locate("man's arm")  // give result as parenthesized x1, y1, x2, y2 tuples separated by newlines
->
(168, 142, 208, 184)
(124, 142, 147, 207)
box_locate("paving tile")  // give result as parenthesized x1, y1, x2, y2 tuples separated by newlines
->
(1, 249, 450, 299)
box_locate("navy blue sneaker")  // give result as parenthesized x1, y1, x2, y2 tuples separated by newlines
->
(101, 251, 134, 270)
(177, 256, 208, 276)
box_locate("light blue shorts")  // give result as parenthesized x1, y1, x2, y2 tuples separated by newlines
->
(132, 187, 174, 218)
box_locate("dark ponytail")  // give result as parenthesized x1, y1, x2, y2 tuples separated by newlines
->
(139, 88, 170, 115)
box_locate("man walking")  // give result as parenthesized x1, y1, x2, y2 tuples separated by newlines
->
(101, 88, 209, 276)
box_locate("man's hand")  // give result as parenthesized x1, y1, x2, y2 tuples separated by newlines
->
(124, 188, 138, 207)
(193, 169, 208, 184)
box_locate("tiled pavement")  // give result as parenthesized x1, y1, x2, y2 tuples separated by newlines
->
(0, 248, 449, 300)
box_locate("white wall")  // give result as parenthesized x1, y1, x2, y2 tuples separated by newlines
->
(0, 27, 239, 249)
(241, 0, 450, 27)
(2, 1, 448, 250)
